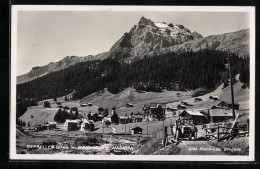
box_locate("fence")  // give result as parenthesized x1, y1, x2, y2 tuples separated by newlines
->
(205, 124, 249, 142)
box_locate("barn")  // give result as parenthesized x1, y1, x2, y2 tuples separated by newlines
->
(177, 104, 186, 110)
(131, 127, 143, 135)
(80, 119, 95, 131)
(179, 110, 207, 125)
(149, 103, 166, 120)
(209, 109, 234, 123)
(64, 119, 79, 131)
(217, 101, 240, 110)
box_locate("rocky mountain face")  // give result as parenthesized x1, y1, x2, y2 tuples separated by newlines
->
(148, 28, 250, 57)
(17, 17, 249, 84)
(109, 17, 203, 59)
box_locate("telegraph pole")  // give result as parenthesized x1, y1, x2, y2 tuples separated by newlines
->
(228, 53, 236, 119)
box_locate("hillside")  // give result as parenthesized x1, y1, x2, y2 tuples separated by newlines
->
(19, 79, 249, 128)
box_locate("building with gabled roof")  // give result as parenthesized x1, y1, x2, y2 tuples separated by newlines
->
(179, 110, 207, 125)
(64, 119, 79, 131)
(209, 109, 234, 123)
(217, 101, 239, 110)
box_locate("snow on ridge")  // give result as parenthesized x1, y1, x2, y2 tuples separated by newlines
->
(155, 22, 169, 28)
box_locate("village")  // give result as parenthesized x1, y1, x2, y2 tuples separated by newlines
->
(17, 80, 250, 155)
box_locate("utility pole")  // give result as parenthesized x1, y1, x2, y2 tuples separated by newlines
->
(228, 53, 236, 119)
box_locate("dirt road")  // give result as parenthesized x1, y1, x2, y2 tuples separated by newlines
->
(177, 141, 226, 155)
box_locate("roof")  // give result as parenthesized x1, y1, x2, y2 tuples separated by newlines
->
(63, 106, 70, 110)
(209, 109, 233, 117)
(119, 116, 128, 119)
(46, 122, 56, 125)
(180, 110, 205, 116)
(209, 96, 220, 99)
(131, 127, 143, 130)
(65, 119, 78, 123)
(178, 104, 186, 107)
(195, 98, 202, 100)
(167, 107, 177, 111)
(134, 115, 144, 119)
(218, 101, 239, 105)
(150, 103, 166, 108)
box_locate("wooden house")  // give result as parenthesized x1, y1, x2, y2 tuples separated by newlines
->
(131, 127, 143, 135)
(209, 109, 234, 123)
(209, 96, 220, 101)
(64, 119, 79, 131)
(165, 107, 177, 117)
(217, 101, 239, 110)
(80, 119, 94, 131)
(45, 122, 57, 130)
(119, 116, 129, 124)
(81, 103, 88, 107)
(134, 115, 144, 122)
(63, 106, 70, 112)
(177, 104, 186, 110)
(179, 110, 207, 125)
(149, 103, 166, 120)
(98, 107, 104, 114)
(126, 103, 134, 107)
(194, 98, 203, 102)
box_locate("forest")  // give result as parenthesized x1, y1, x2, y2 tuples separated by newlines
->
(16, 49, 249, 118)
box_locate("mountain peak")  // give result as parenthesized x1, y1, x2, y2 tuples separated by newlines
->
(137, 17, 156, 28)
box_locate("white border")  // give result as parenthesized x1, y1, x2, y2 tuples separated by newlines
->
(10, 5, 255, 161)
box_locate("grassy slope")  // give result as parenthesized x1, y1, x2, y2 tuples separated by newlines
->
(19, 81, 249, 129)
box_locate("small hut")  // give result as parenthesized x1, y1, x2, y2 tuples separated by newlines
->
(131, 127, 143, 135)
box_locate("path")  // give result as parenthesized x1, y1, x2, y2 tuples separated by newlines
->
(177, 141, 226, 155)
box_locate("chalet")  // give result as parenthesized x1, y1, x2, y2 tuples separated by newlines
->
(80, 119, 95, 131)
(58, 105, 63, 109)
(63, 106, 70, 112)
(181, 101, 188, 105)
(119, 116, 129, 124)
(98, 107, 104, 114)
(88, 103, 93, 106)
(209, 109, 234, 123)
(209, 96, 220, 101)
(133, 115, 144, 122)
(45, 122, 57, 130)
(165, 107, 177, 117)
(179, 110, 207, 125)
(177, 104, 186, 110)
(126, 103, 134, 107)
(143, 105, 150, 117)
(81, 103, 88, 107)
(131, 127, 143, 135)
(149, 103, 166, 120)
(194, 98, 203, 102)
(64, 119, 79, 131)
(217, 101, 239, 110)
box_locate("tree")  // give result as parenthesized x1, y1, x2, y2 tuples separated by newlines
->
(111, 112, 119, 125)
(28, 122, 30, 127)
(70, 107, 79, 118)
(43, 101, 51, 108)
(54, 109, 69, 123)
(103, 108, 109, 117)
(53, 97, 57, 102)
(87, 111, 92, 120)
(64, 95, 68, 101)
(104, 120, 111, 127)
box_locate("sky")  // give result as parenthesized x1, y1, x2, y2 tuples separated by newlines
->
(16, 11, 250, 75)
